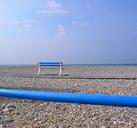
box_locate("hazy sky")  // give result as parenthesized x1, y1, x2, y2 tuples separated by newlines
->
(0, 0, 137, 64)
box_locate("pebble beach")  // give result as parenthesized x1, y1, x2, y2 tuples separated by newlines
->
(0, 66, 137, 128)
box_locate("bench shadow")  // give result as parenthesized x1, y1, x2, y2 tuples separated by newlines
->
(39, 74, 69, 76)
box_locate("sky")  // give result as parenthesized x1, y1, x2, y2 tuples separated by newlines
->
(0, 0, 137, 64)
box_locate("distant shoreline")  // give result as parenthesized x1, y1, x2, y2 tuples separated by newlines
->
(0, 64, 137, 67)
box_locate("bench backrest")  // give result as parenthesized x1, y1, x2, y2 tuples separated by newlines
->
(38, 62, 63, 67)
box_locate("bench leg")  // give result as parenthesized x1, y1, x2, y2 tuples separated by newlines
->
(59, 68, 62, 76)
(38, 67, 41, 76)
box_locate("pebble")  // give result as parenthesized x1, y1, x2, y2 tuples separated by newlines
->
(100, 126, 107, 128)
(113, 121, 117, 125)
(7, 104, 16, 109)
(0, 104, 5, 110)
(2, 108, 9, 112)
(0, 124, 3, 128)
(4, 117, 14, 123)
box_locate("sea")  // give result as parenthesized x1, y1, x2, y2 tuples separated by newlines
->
(0, 64, 137, 68)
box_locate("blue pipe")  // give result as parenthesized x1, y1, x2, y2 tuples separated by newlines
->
(0, 88, 137, 108)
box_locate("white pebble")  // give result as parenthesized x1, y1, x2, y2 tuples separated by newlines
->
(0, 124, 3, 128)
(100, 126, 107, 128)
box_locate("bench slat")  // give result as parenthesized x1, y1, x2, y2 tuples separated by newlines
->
(39, 62, 63, 66)
(39, 64, 63, 66)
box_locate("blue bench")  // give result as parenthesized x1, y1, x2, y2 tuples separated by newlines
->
(38, 62, 63, 76)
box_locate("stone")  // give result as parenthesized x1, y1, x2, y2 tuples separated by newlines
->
(4, 117, 14, 123)
(2, 108, 9, 112)
(0, 104, 5, 110)
(7, 104, 16, 109)
(0, 124, 3, 128)
(100, 126, 107, 128)
(113, 121, 117, 125)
